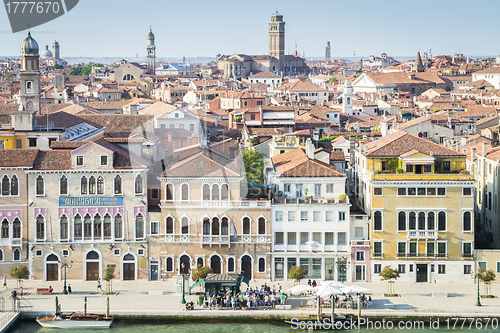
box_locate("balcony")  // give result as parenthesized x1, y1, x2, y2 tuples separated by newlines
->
(201, 235, 230, 245)
(407, 230, 438, 239)
(161, 199, 270, 208)
(397, 252, 448, 259)
(272, 197, 349, 205)
(368, 171, 473, 182)
(372, 252, 384, 258)
(462, 253, 473, 259)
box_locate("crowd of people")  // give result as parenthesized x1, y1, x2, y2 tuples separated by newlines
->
(206, 283, 288, 310)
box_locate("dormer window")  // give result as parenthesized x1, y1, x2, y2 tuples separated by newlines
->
(76, 156, 84, 166)
(101, 155, 108, 166)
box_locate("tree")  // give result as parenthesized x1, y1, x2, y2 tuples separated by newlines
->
(288, 265, 308, 284)
(52, 64, 63, 70)
(478, 268, 496, 296)
(379, 265, 399, 295)
(103, 265, 115, 293)
(328, 77, 337, 84)
(68, 66, 82, 75)
(192, 265, 213, 281)
(81, 64, 93, 76)
(242, 149, 264, 184)
(10, 265, 29, 288)
(4, 73, 16, 80)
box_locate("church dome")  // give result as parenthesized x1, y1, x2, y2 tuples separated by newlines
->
(40, 45, 53, 59)
(147, 29, 154, 41)
(20, 32, 39, 56)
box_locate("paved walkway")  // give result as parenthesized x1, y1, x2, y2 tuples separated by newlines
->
(1, 279, 499, 318)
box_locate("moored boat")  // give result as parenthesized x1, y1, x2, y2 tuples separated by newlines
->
(36, 312, 113, 328)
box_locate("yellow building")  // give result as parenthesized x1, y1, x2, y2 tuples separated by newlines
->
(355, 131, 476, 282)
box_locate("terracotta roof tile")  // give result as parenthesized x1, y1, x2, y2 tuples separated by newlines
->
(0, 149, 39, 168)
(272, 148, 344, 177)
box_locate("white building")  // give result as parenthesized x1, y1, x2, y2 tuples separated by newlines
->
(472, 67, 500, 89)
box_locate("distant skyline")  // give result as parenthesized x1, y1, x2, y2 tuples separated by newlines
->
(1, 0, 499, 60)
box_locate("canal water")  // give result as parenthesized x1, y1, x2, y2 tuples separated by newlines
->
(9, 319, 500, 332)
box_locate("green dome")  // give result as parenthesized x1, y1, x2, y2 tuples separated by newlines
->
(20, 32, 39, 56)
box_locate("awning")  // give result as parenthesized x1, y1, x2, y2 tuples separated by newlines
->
(190, 279, 205, 289)
(241, 276, 250, 286)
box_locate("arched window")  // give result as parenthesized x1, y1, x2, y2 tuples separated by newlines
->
(114, 214, 123, 239)
(181, 183, 189, 201)
(221, 184, 229, 201)
(427, 212, 435, 230)
(1, 219, 8, 238)
(0, 249, 3, 261)
(84, 214, 92, 239)
(86, 250, 99, 260)
(13, 249, 20, 261)
(36, 175, 44, 195)
(135, 214, 144, 239)
(81, 176, 88, 194)
(103, 214, 112, 238)
(166, 257, 173, 271)
(398, 211, 406, 231)
(181, 217, 189, 234)
(418, 212, 426, 230)
(438, 211, 446, 231)
(26, 81, 32, 90)
(166, 183, 173, 201)
(114, 175, 122, 195)
(243, 217, 250, 234)
(347, 97, 351, 105)
(74, 214, 82, 239)
(373, 211, 382, 231)
(97, 176, 104, 195)
(408, 212, 416, 230)
(11, 175, 18, 196)
(60, 215, 68, 240)
(59, 175, 68, 195)
(13, 218, 20, 239)
(258, 217, 266, 235)
(258, 258, 266, 273)
(94, 214, 102, 238)
(36, 214, 44, 240)
(463, 211, 472, 231)
(212, 217, 220, 235)
(221, 217, 229, 235)
(135, 175, 143, 194)
(212, 184, 220, 201)
(2, 176, 9, 196)
(89, 176, 96, 194)
(166, 217, 174, 234)
(228, 257, 235, 272)
(202, 184, 210, 201)
(202, 218, 210, 235)
(197, 257, 204, 268)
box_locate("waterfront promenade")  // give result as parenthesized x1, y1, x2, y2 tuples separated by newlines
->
(1, 278, 499, 318)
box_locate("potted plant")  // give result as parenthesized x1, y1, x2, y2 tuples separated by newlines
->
(396, 168, 404, 174)
(338, 194, 347, 203)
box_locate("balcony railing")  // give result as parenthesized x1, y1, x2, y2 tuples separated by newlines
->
(462, 253, 473, 258)
(272, 197, 348, 205)
(201, 235, 230, 244)
(369, 171, 473, 181)
(407, 230, 438, 239)
(397, 252, 447, 259)
(373, 252, 384, 258)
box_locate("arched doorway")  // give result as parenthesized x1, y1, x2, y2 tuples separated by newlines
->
(210, 255, 221, 274)
(123, 253, 135, 280)
(179, 255, 190, 274)
(241, 255, 252, 280)
(46, 254, 59, 281)
(85, 250, 100, 281)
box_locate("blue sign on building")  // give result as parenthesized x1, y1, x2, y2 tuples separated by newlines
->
(59, 197, 124, 206)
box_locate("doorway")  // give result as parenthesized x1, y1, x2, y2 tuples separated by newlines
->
(241, 255, 252, 280)
(123, 253, 135, 280)
(210, 256, 221, 274)
(46, 254, 59, 281)
(355, 265, 366, 282)
(416, 264, 428, 282)
(150, 260, 159, 281)
(415, 165, 422, 174)
(85, 250, 100, 281)
(180, 255, 190, 274)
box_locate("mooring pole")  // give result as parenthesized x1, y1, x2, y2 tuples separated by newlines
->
(357, 295, 361, 321)
(55, 296, 59, 314)
(106, 296, 110, 318)
(84, 296, 87, 315)
(317, 296, 321, 321)
(331, 295, 335, 321)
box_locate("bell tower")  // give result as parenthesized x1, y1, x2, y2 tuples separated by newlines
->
(269, 11, 285, 73)
(147, 27, 156, 75)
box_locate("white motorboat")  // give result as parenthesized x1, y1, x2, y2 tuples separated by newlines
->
(36, 312, 113, 328)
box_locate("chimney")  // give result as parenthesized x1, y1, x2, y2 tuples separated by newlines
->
(471, 147, 476, 162)
(482, 141, 487, 157)
(359, 141, 364, 154)
(306, 138, 314, 159)
(447, 115, 452, 128)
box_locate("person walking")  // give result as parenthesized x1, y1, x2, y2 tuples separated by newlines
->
(97, 278, 102, 292)
(2, 277, 7, 290)
(67, 284, 72, 297)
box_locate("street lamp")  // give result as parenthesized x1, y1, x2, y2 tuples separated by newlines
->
(180, 263, 188, 304)
(475, 268, 482, 307)
(61, 260, 73, 295)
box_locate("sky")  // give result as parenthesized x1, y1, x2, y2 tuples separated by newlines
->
(1, 0, 499, 60)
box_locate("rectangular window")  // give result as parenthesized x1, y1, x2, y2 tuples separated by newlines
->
(463, 187, 472, 196)
(373, 241, 382, 256)
(443, 161, 451, 173)
(325, 232, 334, 245)
(287, 232, 296, 245)
(313, 211, 320, 222)
(284, 184, 291, 192)
(478, 262, 487, 270)
(338, 212, 346, 221)
(424, 164, 432, 172)
(398, 188, 407, 196)
(463, 243, 472, 256)
(337, 232, 346, 245)
(16, 139, 22, 149)
(275, 211, 283, 222)
(374, 187, 383, 196)
(150, 222, 159, 235)
(374, 264, 381, 274)
(437, 188, 446, 196)
(417, 188, 426, 196)
(464, 265, 471, 274)
(438, 264, 446, 274)
(397, 242, 406, 256)
(427, 188, 436, 195)
(408, 188, 416, 195)
(326, 184, 334, 193)
(406, 164, 413, 173)
(356, 251, 364, 261)
(312, 232, 321, 244)
(300, 211, 308, 222)
(288, 211, 295, 222)
(326, 211, 333, 222)
(437, 242, 446, 256)
(275, 232, 284, 244)
(100, 155, 108, 166)
(398, 264, 406, 274)
(28, 138, 37, 147)
(409, 242, 417, 255)
(300, 232, 309, 244)
(151, 188, 159, 200)
(76, 156, 84, 166)
(427, 242, 435, 255)
(497, 262, 500, 273)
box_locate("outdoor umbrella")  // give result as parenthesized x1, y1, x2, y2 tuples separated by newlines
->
(319, 280, 346, 288)
(287, 285, 315, 295)
(341, 285, 371, 294)
(315, 284, 344, 298)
